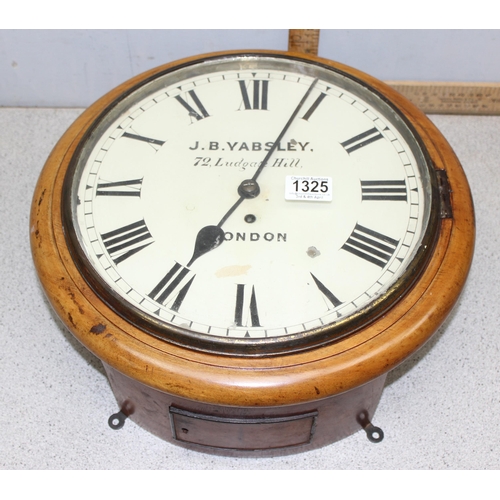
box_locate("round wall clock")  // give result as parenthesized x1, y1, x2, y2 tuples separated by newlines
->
(30, 50, 474, 456)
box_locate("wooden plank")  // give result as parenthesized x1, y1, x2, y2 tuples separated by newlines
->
(288, 29, 320, 55)
(387, 81, 500, 115)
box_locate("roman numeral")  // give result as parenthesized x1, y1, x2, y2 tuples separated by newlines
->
(96, 178, 143, 197)
(148, 263, 195, 312)
(301, 92, 327, 121)
(175, 90, 209, 121)
(238, 79, 269, 110)
(342, 224, 399, 268)
(234, 284, 261, 327)
(341, 127, 383, 154)
(310, 273, 342, 308)
(361, 180, 407, 201)
(121, 132, 165, 147)
(101, 219, 153, 265)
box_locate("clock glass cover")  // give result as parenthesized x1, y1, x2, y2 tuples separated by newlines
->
(63, 53, 438, 355)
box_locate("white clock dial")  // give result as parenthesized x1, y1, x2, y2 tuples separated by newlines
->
(65, 54, 436, 354)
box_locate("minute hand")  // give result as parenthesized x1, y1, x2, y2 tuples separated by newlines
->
(187, 78, 319, 267)
(251, 77, 319, 183)
(217, 77, 319, 228)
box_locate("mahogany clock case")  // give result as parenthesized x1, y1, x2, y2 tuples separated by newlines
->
(30, 50, 475, 456)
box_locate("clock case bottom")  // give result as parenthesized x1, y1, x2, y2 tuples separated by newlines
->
(103, 363, 385, 457)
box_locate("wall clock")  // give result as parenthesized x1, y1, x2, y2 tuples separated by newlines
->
(30, 50, 474, 456)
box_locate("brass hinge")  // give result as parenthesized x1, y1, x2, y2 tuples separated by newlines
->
(436, 169, 453, 219)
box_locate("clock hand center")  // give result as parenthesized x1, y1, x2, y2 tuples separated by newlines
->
(238, 179, 260, 199)
(219, 77, 319, 222)
(187, 77, 319, 267)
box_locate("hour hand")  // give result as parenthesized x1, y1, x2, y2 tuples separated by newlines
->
(186, 179, 259, 267)
(187, 225, 225, 267)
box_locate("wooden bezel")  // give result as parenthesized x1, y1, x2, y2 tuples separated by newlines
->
(30, 50, 475, 408)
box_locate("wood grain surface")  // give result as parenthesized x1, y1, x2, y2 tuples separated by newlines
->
(288, 29, 320, 55)
(30, 50, 475, 412)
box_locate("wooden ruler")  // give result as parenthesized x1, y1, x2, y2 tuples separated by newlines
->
(287, 30, 500, 115)
(288, 29, 320, 55)
(387, 81, 500, 115)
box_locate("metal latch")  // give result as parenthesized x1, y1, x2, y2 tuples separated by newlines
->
(436, 169, 453, 219)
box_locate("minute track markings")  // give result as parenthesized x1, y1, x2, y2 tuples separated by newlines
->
(238, 79, 269, 110)
(100, 219, 154, 265)
(234, 284, 261, 328)
(96, 178, 143, 197)
(148, 263, 196, 312)
(175, 90, 209, 121)
(310, 274, 342, 309)
(170, 276, 196, 313)
(360, 180, 408, 201)
(301, 91, 328, 121)
(341, 127, 384, 154)
(121, 131, 165, 147)
(342, 224, 399, 268)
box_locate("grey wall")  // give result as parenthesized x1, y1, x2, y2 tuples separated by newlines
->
(1, 29, 499, 107)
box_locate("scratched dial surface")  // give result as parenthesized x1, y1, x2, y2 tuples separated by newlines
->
(65, 54, 436, 354)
